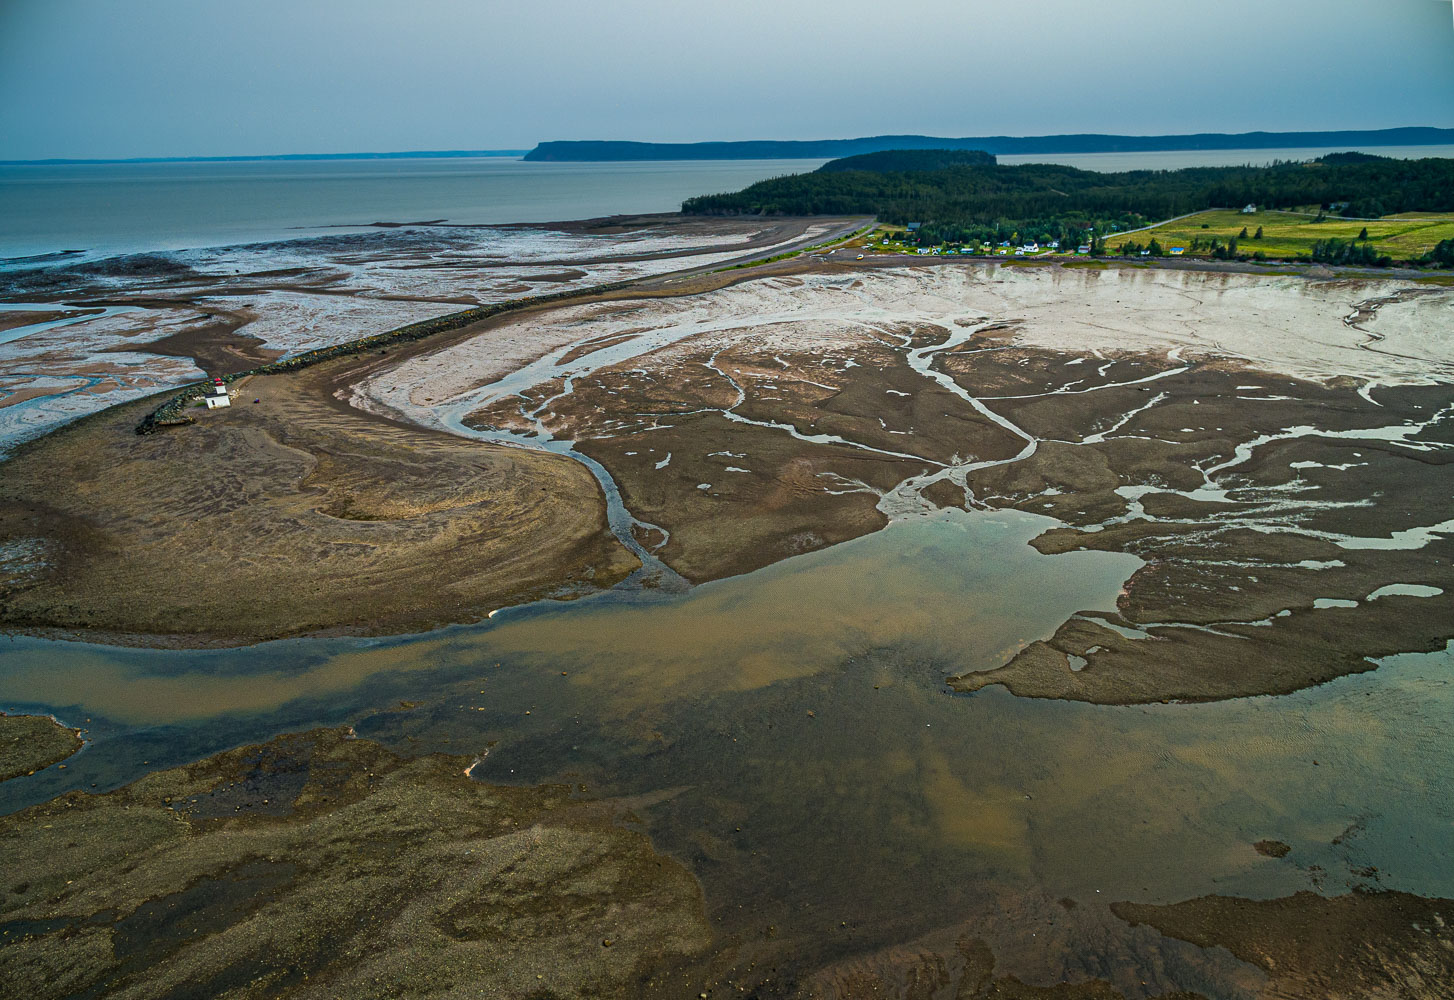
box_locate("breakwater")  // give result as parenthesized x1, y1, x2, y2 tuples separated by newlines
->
(134, 281, 635, 434)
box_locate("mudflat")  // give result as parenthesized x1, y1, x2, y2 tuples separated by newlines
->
(0, 728, 709, 999)
(363, 262, 1452, 703)
(3, 249, 1454, 999)
(5, 261, 1453, 698)
(0, 348, 637, 645)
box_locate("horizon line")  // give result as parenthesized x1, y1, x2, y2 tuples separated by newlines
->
(7, 124, 1454, 166)
(0, 149, 531, 166)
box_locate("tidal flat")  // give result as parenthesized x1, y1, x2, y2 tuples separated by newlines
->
(2, 244, 1453, 998)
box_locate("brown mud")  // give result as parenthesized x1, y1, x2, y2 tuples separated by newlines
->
(0, 728, 710, 999)
(448, 269, 1453, 703)
(0, 714, 82, 782)
(1113, 891, 1454, 1000)
(0, 309, 102, 334)
(115, 306, 281, 375)
(0, 344, 637, 646)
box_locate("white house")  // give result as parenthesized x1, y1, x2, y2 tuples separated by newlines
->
(1241, 203, 1257, 214)
(204, 378, 231, 409)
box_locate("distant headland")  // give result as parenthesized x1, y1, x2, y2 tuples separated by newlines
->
(523, 127, 1454, 161)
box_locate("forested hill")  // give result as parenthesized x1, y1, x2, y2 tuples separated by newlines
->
(818, 149, 996, 172)
(523, 127, 1454, 161)
(680, 150, 1454, 226)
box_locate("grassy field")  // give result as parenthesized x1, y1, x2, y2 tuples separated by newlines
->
(1106, 209, 1454, 261)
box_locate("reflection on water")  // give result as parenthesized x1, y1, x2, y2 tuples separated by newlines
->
(3, 507, 1452, 995)
(0, 509, 1137, 726)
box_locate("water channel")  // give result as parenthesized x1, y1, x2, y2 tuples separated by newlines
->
(2, 502, 1451, 993)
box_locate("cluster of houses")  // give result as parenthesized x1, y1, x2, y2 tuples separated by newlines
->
(898, 236, 1202, 259)
(885, 217, 1234, 260)
(910, 239, 1089, 257)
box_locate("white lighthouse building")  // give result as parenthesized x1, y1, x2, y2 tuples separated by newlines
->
(203, 377, 231, 409)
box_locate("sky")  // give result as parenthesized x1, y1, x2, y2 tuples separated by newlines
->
(2, 0, 1452, 160)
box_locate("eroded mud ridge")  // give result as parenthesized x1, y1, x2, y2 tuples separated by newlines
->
(362, 264, 1454, 704)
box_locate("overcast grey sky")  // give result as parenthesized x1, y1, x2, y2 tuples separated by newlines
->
(2, 0, 1451, 159)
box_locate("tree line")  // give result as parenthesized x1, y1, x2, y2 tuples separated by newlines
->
(681, 150, 1454, 263)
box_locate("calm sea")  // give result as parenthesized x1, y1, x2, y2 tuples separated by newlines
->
(0, 158, 828, 262)
(3, 144, 1451, 262)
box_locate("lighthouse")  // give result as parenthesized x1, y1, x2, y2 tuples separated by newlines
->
(203, 377, 231, 409)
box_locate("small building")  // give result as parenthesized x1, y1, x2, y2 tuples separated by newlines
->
(1076, 245, 1091, 254)
(1241, 203, 1257, 214)
(203, 378, 231, 409)
(906, 222, 921, 232)
(1169, 247, 1186, 255)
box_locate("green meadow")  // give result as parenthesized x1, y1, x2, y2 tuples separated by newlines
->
(1107, 208, 1454, 260)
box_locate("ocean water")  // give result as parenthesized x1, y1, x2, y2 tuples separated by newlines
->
(4, 144, 1451, 263)
(0, 157, 827, 261)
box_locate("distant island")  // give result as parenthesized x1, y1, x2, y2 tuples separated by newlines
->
(524, 127, 1454, 161)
